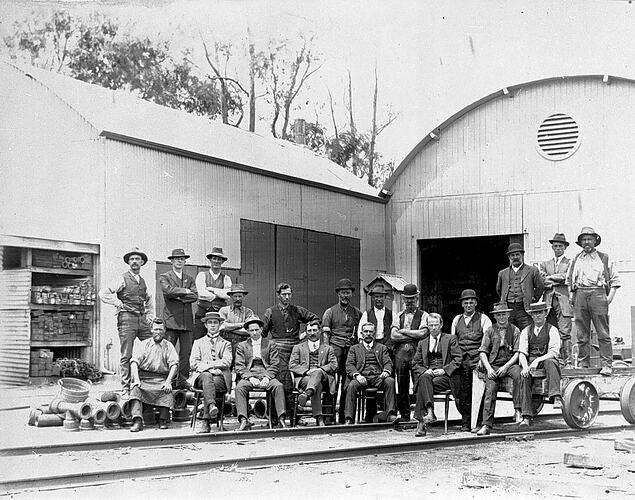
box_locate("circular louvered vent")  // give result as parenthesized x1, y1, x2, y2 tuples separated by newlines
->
(536, 113, 580, 160)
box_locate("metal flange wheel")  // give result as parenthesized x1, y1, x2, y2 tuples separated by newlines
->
(562, 379, 599, 429)
(619, 377, 635, 425)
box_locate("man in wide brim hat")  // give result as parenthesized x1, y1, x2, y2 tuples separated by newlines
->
(123, 248, 148, 265)
(194, 247, 232, 339)
(549, 233, 570, 247)
(335, 278, 355, 292)
(167, 248, 191, 260)
(227, 284, 249, 295)
(506, 242, 525, 255)
(201, 311, 224, 323)
(401, 283, 420, 298)
(576, 227, 601, 247)
(206, 247, 228, 261)
(490, 303, 513, 314)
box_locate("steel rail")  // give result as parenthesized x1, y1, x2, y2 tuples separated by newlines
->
(0, 423, 630, 494)
(1, 409, 625, 457)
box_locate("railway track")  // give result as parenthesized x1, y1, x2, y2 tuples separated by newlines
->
(1, 412, 631, 494)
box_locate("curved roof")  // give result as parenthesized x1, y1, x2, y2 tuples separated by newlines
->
(383, 74, 635, 191)
(6, 61, 380, 200)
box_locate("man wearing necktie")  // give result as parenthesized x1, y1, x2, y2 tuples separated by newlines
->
(188, 312, 232, 433)
(412, 313, 462, 437)
(539, 233, 573, 368)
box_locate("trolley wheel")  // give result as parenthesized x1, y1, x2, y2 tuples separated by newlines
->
(532, 396, 544, 415)
(562, 379, 599, 429)
(619, 377, 635, 425)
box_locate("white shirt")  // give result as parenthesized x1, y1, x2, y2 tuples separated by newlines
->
(511, 264, 522, 273)
(363, 341, 374, 351)
(429, 334, 441, 353)
(308, 340, 320, 352)
(174, 270, 183, 280)
(252, 338, 262, 359)
(357, 307, 387, 339)
(195, 270, 233, 302)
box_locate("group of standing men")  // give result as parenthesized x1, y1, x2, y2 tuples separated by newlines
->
(100, 225, 620, 434)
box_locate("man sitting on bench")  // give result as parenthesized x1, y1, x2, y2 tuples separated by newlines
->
(475, 303, 522, 435)
(518, 301, 563, 427)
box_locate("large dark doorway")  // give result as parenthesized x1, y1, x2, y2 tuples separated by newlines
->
(419, 234, 523, 327)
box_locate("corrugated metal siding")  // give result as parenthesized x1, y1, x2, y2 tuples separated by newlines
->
(0, 270, 31, 385)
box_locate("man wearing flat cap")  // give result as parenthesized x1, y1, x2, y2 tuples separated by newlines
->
(357, 284, 394, 345)
(390, 283, 430, 421)
(188, 312, 232, 433)
(235, 316, 287, 430)
(539, 234, 574, 368)
(159, 249, 198, 389)
(322, 278, 363, 423)
(194, 247, 232, 339)
(219, 283, 256, 363)
(496, 243, 545, 330)
(450, 289, 492, 431)
(566, 227, 621, 376)
(100, 247, 154, 397)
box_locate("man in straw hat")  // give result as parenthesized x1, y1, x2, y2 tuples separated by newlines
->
(474, 303, 522, 435)
(159, 249, 198, 389)
(390, 283, 430, 421)
(100, 247, 154, 397)
(322, 278, 363, 423)
(188, 311, 232, 433)
(517, 301, 563, 427)
(450, 289, 492, 432)
(496, 243, 545, 330)
(539, 233, 574, 368)
(235, 316, 288, 430)
(566, 227, 621, 376)
(194, 247, 232, 339)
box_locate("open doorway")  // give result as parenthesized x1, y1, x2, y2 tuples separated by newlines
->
(419, 234, 523, 327)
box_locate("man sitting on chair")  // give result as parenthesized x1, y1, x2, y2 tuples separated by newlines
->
(234, 316, 287, 430)
(412, 313, 462, 437)
(188, 312, 232, 433)
(343, 323, 397, 424)
(289, 320, 337, 426)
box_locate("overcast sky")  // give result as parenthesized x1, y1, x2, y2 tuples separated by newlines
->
(3, 0, 634, 167)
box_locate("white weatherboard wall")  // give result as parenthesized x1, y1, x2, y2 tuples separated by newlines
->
(386, 76, 635, 341)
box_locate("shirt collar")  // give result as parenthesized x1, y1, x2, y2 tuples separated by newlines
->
(308, 339, 320, 350)
(511, 263, 523, 272)
(278, 302, 289, 311)
(364, 341, 374, 350)
(374, 307, 384, 314)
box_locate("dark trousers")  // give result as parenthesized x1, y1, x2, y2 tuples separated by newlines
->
(394, 343, 415, 418)
(298, 371, 328, 416)
(574, 288, 612, 367)
(507, 301, 532, 330)
(481, 365, 522, 427)
(520, 358, 561, 417)
(332, 344, 350, 423)
(194, 372, 227, 419)
(118, 312, 152, 391)
(457, 363, 474, 426)
(165, 328, 193, 388)
(546, 297, 572, 342)
(130, 400, 169, 422)
(344, 375, 396, 419)
(235, 378, 286, 420)
(414, 372, 459, 420)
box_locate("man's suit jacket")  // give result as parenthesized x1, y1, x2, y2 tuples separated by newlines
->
(539, 257, 572, 317)
(496, 263, 545, 311)
(159, 270, 198, 331)
(412, 333, 462, 389)
(187, 335, 232, 390)
(235, 337, 279, 380)
(289, 340, 338, 394)
(345, 342, 393, 385)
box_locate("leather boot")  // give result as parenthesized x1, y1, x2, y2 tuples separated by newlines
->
(130, 417, 143, 433)
(424, 407, 437, 424)
(415, 420, 427, 437)
(561, 340, 573, 369)
(316, 416, 325, 427)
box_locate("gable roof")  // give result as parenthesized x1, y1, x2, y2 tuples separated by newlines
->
(8, 62, 380, 200)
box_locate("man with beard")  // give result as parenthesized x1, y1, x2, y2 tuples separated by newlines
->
(343, 323, 397, 424)
(129, 319, 178, 432)
(100, 248, 154, 397)
(194, 247, 232, 339)
(390, 283, 429, 421)
(566, 227, 621, 375)
(322, 278, 362, 423)
(263, 283, 319, 416)
(159, 248, 198, 389)
(496, 243, 545, 330)
(235, 317, 287, 430)
(539, 233, 574, 368)
(219, 284, 255, 363)
(450, 289, 492, 431)
(188, 312, 232, 433)
(289, 320, 338, 426)
(357, 284, 393, 346)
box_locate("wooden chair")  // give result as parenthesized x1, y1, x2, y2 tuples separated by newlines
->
(354, 387, 386, 424)
(190, 388, 228, 431)
(289, 372, 338, 426)
(433, 390, 453, 434)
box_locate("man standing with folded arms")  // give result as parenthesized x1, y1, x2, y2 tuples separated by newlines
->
(194, 247, 232, 339)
